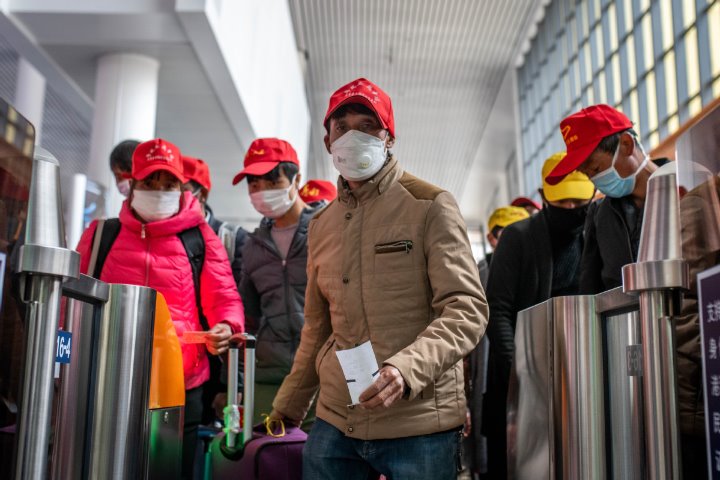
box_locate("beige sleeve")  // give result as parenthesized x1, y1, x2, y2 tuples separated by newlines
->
(384, 191, 489, 399)
(271, 221, 333, 420)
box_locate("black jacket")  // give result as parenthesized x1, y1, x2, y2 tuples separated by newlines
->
(580, 158, 672, 294)
(482, 213, 552, 435)
(238, 206, 321, 384)
(484, 213, 552, 367)
(578, 197, 635, 294)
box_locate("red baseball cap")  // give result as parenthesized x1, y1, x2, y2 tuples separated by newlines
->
(511, 196, 542, 211)
(182, 155, 212, 191)
(324, 78, 395, 138)
(233, 138, 299, 185)
(132, 138, 185, 182)
(299, 180, 337, 204)
(545, 104, 633, 185)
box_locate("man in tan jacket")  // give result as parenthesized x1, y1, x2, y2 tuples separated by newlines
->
(269, 77, 488, 479)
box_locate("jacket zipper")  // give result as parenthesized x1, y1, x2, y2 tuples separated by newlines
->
(142, 224, 150, 286)
(374, 240, 413, 254)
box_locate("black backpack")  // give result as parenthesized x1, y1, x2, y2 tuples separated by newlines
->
(90, 218, 209, 330)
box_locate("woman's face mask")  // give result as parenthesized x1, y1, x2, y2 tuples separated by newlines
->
(591, 141, 648, 198)
(330, 130, 388, 181)
(131, 190, 181, 222)
(250, 180, 297, 219)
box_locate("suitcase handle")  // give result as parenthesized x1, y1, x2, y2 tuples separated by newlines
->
(226, 333, 256, 448)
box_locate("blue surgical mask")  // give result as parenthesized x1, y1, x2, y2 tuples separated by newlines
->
(591, 142, 649, 198)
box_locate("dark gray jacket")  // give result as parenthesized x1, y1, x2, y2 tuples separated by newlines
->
(239, 206, 321, 384)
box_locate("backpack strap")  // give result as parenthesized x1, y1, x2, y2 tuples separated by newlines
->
(90, 218, 122, 279)
(178, 226, 208, 330)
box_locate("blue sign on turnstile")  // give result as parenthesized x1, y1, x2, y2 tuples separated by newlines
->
(698, 264, 720, 477)
(56, 330, 72, 364)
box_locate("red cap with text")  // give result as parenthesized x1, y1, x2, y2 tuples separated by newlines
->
(233, 138, 299, 185)
(182, 155, 212, 191)
(545, 104, 633, 185)
(299, 180, 337, 204)
(132, 138, 185, 182)
(324, 77, 395, 138)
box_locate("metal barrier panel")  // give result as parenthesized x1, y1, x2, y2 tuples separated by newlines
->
(51, 273, 110, 480)
(510, 295, 606, 480)
(508, 301, 552, 480)
(51, 298, 98, 480)
(88, 284, 156, 480)
(552, 296, 605, 480)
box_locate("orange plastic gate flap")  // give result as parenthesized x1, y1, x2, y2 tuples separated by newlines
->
(149, 293, 185, 409)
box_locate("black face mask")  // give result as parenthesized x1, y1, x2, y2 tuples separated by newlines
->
(543, 202, 589, 235)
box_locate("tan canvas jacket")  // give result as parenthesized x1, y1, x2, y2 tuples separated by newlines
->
(273, 157, 488, 440)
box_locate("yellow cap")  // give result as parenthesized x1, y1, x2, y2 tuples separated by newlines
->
(542, 152, 595, 202)
(488, 206, 530, 232)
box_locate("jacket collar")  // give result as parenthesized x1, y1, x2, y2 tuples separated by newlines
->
(119, 190, 205, 237)
(336, 156, 402, 208)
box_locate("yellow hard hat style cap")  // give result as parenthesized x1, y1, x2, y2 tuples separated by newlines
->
(487, 206, 530, 232)
(542, 152, 595, 202)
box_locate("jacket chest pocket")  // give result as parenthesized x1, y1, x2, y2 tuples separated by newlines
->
(373, 240, 415, 273)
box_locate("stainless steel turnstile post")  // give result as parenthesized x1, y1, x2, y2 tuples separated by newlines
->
(13, 148, 79, 480)
(623, 164, 688, 480)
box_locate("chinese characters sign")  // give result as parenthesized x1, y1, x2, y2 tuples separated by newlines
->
(698, 264, 720, 477)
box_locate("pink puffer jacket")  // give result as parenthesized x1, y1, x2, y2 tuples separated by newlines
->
(76, 191, 244, 390)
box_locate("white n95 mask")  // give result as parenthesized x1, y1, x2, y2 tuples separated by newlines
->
(131, 190, 181, 222)
(331, 130, 388, 181)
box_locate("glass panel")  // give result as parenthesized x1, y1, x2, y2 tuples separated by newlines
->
(595, 23, 605, 65)
(630, 89, 641, 134)
(710, 3, 720, 79)
(597, 70, 608, 104)
(584, 43, 593, 88)
(612, 52, 622, 104)
(626, 34, 638, 90)
(660, 0, 674, 53)
(623, 0, 634, 35)
(685, 26, 701, 98)
(646, 71, 658, 133)
(648, 131, 660, 148)
(683, 0, 696, 30)
(587, 85, 595, 106)
(580, 0, 590, 37)
(608, 3, 619, 52)
(665, 50, 679, 117)
(689, 96, 702, 117)
(668, 114, 680, 132)
(641, 13, 654, 73)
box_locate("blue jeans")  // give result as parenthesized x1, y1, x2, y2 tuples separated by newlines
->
(303, 418, 461, 480)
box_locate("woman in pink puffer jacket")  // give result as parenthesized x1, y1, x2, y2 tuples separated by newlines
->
(75, 138, 243, 479)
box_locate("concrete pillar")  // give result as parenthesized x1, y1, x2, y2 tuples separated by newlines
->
(88, 53, 159, 217)
(14, 57, 46, 144)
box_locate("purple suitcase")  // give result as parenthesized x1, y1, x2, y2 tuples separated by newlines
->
(206, 333, 307, 480)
